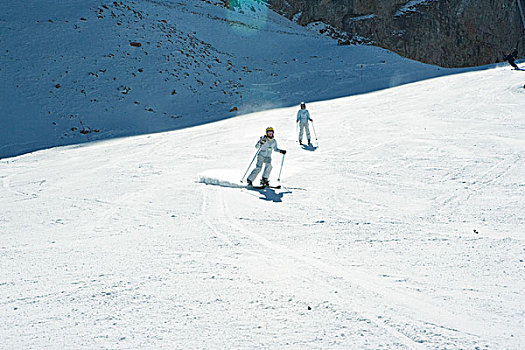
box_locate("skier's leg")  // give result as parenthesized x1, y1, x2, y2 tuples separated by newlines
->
(305, 124, 311, 143)
(298, 123, 304, 142)
(262, 158, 273, 180)
(247, 156, 264, 182)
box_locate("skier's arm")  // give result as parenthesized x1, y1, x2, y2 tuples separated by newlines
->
(272, 140, 286, 154)
(272, 139, 280, 153)
(256, 136, 266, 148)
(297, 111, 300, 122)
(307, 110, 313, 121)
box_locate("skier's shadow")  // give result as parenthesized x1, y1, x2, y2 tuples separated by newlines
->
(249, 187, 291, 203)
(301, 144, 318, 152)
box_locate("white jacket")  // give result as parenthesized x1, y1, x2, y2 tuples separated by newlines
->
(297, 109, 312, 124)
(255, 136, 281, 158)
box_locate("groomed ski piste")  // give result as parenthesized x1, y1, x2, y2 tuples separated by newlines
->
(1, 0, 525, 349)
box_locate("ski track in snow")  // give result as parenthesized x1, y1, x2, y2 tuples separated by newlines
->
(214, 188, 512, 347)
(217, 191, 428, 349)
(198, 187, 416, 347)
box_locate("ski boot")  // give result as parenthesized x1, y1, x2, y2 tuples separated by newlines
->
(299, 140, 303, 145)
(260, 177, 270, 187)
(246, 179, 253, 186)
(308, 139, 312, 145)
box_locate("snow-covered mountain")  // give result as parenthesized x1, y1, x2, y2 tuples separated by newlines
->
(1, 0, 466, 159)
(1, 0, 524, 349)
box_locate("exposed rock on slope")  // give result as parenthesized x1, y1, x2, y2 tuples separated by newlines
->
(270, 0, 525, 67)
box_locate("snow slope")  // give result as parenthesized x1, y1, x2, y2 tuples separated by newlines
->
(1, 64, 524, 348)
(1, 0, 465, 159)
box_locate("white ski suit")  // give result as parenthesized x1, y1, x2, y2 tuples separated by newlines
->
(247, 136, 282, 182)
(297, 109, 312, 143)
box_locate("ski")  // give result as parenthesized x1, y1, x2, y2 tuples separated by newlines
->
(247, 185, 281, 189)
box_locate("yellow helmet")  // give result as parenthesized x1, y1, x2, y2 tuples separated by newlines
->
(266, 127, 274, 138)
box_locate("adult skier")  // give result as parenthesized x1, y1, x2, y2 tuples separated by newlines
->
(297, 102, 313, 145)
(246, 127, 286, 187)
(504, 49, 519, 70)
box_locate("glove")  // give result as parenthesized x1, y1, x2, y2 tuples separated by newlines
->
(280, 150, 287, 154)
(259, 138, 266, 144)
(310, 119, 313, 122)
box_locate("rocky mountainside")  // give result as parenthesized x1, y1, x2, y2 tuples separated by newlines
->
(269, 0, 525, 68)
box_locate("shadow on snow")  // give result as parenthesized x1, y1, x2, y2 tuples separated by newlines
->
(1, 58, 512, 160)
(301, 143, 318, 152)
(199, 180, 292, 203)
(246, 186, 291, 203)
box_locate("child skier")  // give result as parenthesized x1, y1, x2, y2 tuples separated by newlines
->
(247, 127, 286, 187)
(296, 102, 313, 145)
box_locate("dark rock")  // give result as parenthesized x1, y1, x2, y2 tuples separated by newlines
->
(269, 0, 525, 68)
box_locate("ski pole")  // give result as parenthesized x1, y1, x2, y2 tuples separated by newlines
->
(240, 146, 262, 183)
(277, 153, 285, 182)
(311, 121, 319, 145)
(295, 122, 299, 143)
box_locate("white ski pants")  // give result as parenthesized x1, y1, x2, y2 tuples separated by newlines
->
(247, 155, 272, 182)
(298, 121, 311, 142)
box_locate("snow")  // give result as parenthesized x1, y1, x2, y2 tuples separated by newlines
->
(347, 14, 377, 22)
(1, 0, 525, 348)
(2, 65, 524, 348)
(1, 0, 461, 159)
(292, 11, 302, 23)
(199, 169, 247, 188)
(395, 0, 438, 17)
